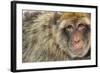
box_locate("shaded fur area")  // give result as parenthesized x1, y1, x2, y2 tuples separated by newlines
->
(22, 12, 69, 62)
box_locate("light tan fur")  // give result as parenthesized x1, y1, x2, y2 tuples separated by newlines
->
(22, 12, 90, 62)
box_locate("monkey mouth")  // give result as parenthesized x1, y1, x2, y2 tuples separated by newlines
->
(71, 41, 84, 50)
(72, 43, 83, 50)
(71, 41, 84, 53)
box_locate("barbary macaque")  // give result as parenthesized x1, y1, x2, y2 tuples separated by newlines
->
(22, 11, 91, 62)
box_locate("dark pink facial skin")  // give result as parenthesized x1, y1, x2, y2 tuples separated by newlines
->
(71, 31, 84, 51)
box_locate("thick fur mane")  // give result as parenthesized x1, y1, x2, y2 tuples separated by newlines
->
(22, 12, 68, 62)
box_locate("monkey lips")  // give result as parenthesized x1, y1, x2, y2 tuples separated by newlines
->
(71, 40, 84, 53)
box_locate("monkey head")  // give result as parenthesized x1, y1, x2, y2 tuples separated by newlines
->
(55, 12, 91, 58)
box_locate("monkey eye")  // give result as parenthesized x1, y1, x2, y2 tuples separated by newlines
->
(78, 24, 86, 30)
(65, 25, 73, 31)
(67, 25, 73, 29)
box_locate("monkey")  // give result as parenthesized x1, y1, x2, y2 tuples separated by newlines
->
(22, 11, 91, 62)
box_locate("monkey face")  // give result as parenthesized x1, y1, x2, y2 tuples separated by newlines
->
(56, 13, 91, 58)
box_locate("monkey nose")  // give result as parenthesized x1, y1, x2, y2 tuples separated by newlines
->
(71, 39, 81, 47)
(72, 36, 81, 44)
(74, 40, 80, 43)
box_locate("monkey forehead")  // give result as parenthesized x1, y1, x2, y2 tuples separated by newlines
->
(59, 16, 90, 25)
(77, 17, 91, 25)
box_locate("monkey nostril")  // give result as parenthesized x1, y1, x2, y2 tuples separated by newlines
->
(74, 40, 80, 43)
(72, 38, 80, 44)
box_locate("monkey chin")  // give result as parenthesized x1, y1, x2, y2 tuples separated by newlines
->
(67, 44, 90, 59)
